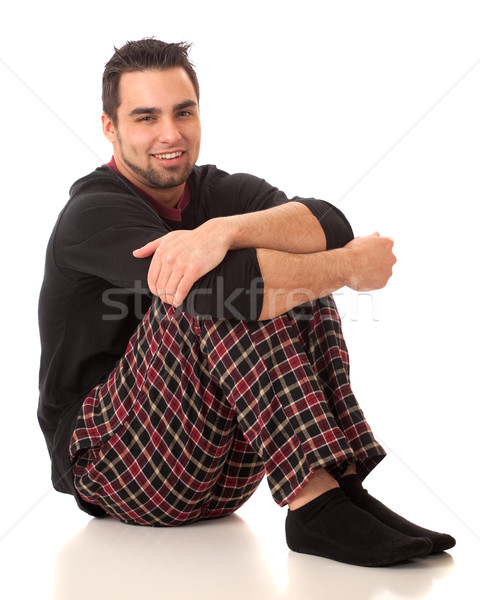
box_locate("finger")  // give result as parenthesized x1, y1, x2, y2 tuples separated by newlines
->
(159, 270, 184, 305)
(153, 251, 177, 297)
(146, 254, 163, 296)
(133, 238, 162, 258)
(173, 273, 197, 307)
(155, 252, 190, 301)
(158, 292, 175, 306)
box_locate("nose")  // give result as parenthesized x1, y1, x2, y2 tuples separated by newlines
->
(157, 116, 182, 145)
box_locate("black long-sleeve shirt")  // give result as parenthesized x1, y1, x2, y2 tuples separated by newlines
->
(38, 162, 354, 499)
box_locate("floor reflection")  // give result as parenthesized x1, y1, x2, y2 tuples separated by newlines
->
(52, 514, 455, 600)
(285, 551, 454, 600)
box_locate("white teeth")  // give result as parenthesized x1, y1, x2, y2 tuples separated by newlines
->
(154, 151, 183, 159)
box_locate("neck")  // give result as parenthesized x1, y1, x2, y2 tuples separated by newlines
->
(138, 181, 185, 209)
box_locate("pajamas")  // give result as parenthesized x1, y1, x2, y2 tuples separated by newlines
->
(69, 296, 385, 526)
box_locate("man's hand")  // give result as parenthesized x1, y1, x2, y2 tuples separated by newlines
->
(256, 232, 396, 320)
(344, 232, 397, 291)
(133, 220, 231, 307)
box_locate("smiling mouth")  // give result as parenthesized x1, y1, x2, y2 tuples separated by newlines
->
(152, 151, 184, 160)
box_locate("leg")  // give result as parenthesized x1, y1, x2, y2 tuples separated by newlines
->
(287, 297, 383, 479)
(293, 298, 454, 553)
(287, 299, 454, 555)
(197, 298, 432, 565)
(198, 296, 385, 505)
(70, 301, 265, 526)
(288, 468, 339, 510)
(201, 423, 265, 520)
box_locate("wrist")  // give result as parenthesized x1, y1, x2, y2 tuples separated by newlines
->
(204, 216, 238, 251)
(337, 246, 359, 289)
(326, 247, 356, 290)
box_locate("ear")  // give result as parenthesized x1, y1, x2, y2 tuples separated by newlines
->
(102, 113, 117, 143)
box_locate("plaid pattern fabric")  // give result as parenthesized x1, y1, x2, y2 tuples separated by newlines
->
(69, 296, 385, 526)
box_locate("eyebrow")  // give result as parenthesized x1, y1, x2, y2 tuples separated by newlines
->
(128, 100, 198, 117)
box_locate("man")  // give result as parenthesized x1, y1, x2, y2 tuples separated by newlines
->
(38, 38, 455, 567)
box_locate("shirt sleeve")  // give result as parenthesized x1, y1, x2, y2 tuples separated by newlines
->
(183, 248, 264, 320)
(54, 189, 169, 288)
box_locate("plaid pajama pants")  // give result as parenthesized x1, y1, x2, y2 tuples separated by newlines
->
(69, 296, 385, 526)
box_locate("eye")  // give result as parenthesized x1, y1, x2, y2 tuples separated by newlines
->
(177, 110, 192, 118)
(137, 116, 154, 122)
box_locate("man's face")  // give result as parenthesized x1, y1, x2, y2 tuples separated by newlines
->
(103, 67, 201, 205)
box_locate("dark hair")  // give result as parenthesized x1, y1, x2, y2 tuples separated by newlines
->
(102, 38, 200, 125)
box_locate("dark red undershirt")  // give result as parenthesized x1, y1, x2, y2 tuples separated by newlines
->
(106, 156, 191, 222)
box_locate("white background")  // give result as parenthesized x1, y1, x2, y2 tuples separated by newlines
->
(1, 1, 479, 598)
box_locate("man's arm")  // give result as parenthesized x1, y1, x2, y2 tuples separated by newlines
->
(133, 203, 395, 319)
(226, 201, 327, 254)
(256, 233, 396, 320)
(133, 202, 329, 306)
